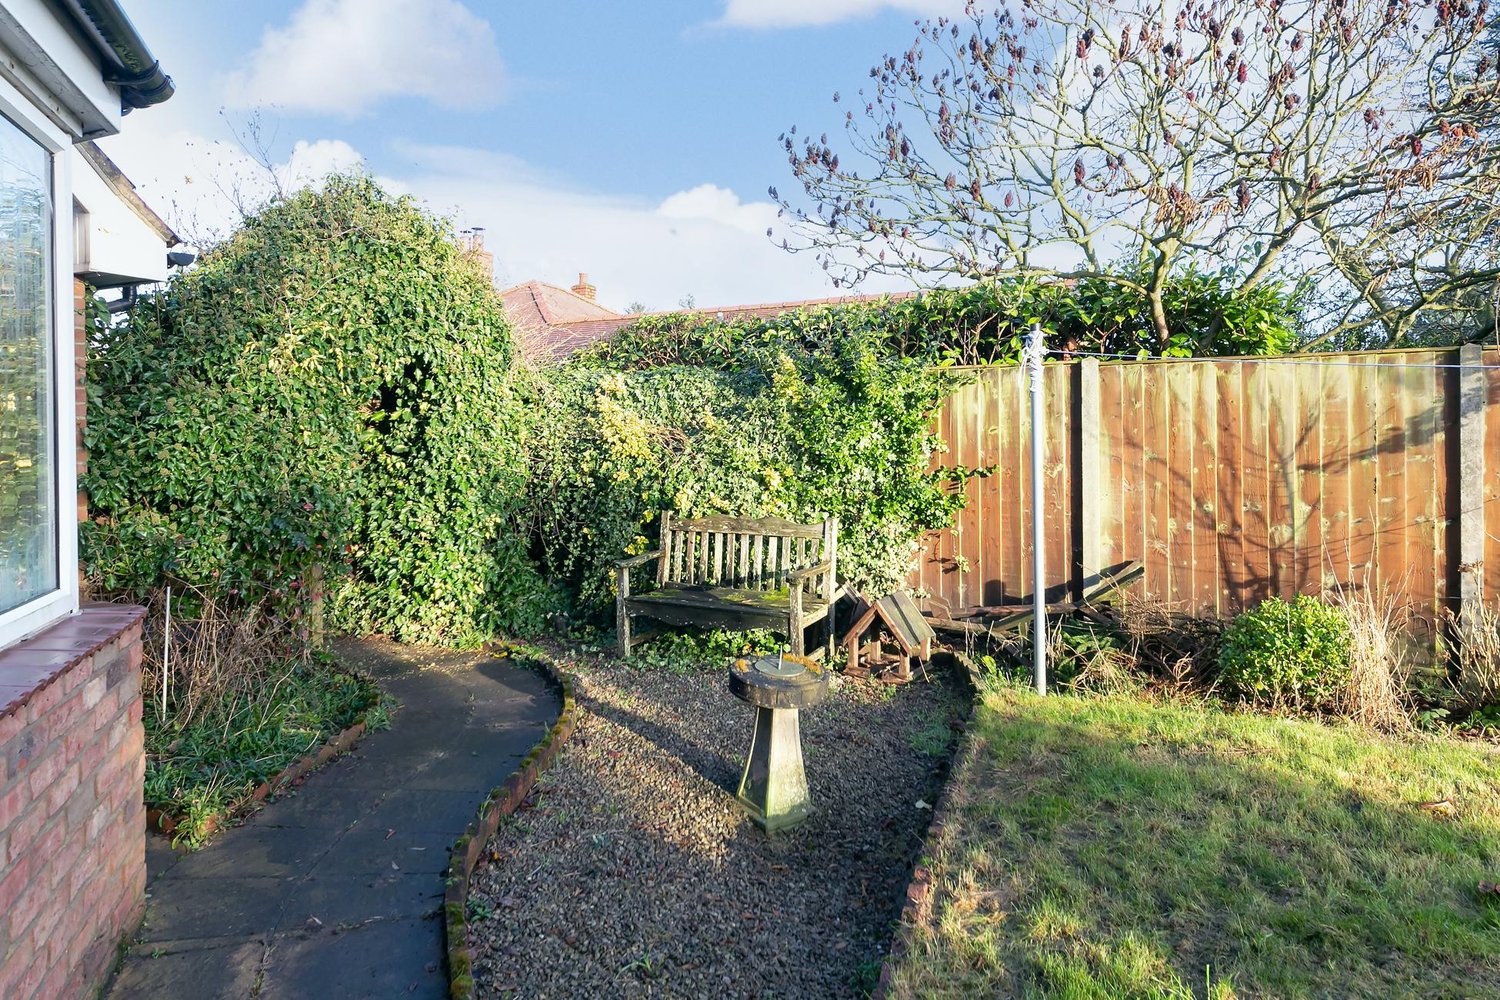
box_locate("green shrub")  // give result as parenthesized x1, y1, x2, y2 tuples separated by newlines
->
(584, 270, 1298, 370)
(527, 324, 963, 617)
(84, 175, 548, 646)
(1217, 595, 1352, 712)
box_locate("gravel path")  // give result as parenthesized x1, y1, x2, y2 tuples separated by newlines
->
(467, 656, 964, 999)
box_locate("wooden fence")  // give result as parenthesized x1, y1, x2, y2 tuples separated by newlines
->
(909, 346, 1500, 629)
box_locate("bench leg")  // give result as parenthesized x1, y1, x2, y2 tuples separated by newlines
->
(616, 567, 632, 659)
(789, 589, 805, 657)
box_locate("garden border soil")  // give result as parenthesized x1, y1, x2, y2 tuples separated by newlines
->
(445, 646, 578, 1000)
(873, 650, 985, 1000)
(143, 669, 381, 843)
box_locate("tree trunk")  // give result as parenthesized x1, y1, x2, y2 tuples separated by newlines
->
(1147, 275, 1171, 352)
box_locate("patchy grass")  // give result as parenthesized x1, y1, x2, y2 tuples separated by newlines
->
(144, 656, 381, 848)
(885, 683, 1500, 999)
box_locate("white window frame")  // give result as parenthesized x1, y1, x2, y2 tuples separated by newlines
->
(0, 72, 79, 647)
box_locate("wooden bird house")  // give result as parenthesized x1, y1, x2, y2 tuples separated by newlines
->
(841, 590, 936, 683)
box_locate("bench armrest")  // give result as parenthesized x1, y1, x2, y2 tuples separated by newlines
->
(788, 560, 834, 585)
(615, 549, 662, 570)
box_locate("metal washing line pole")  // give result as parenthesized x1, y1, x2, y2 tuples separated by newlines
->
(1026, 322, 1048, 696)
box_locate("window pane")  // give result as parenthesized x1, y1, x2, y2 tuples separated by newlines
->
(0, 115, 55, 615)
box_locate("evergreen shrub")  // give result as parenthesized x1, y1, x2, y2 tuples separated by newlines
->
(83, 176, 548, 646)
(1218, 595, 1353, 712)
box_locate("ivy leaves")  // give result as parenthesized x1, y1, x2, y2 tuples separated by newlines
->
(84, 176, 546, 648)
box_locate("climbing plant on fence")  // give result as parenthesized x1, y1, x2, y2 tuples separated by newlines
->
(537, 271, 1297, 620)
(83, 176, 549, 647)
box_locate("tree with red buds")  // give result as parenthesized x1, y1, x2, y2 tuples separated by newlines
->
(769, 0, 1500, 349)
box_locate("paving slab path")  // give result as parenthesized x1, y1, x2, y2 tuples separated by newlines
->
(104, 637, 558, 1000)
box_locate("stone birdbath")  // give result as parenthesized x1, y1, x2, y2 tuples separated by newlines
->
(727, 652, 829, 833)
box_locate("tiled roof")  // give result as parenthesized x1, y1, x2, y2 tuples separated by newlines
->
(503, 283, 921, 362)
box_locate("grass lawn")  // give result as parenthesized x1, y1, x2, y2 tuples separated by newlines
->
(885, 683, 1500, 999)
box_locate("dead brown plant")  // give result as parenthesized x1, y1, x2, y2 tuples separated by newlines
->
(133, 585, 300, 728)
(1109, 595, 1227, 697)
(1444, 602, 1500, 715)
(1328, 583, 1413, 733)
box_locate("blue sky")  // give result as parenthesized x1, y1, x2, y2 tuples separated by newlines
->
(99, 0, 966, 311)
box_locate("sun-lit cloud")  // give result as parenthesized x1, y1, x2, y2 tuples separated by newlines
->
(225, 0, 504, 117)
(96, 97, 910, 309)
(658, 184, 777, 236)
(92, 102, 369, 247)
(715, 0, 965, 29)
(387, 142, 911, 311)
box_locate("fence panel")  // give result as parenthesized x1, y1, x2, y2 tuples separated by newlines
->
(910, 349, 1479, 626)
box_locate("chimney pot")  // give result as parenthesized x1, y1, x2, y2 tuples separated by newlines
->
(571, 271, 597, 301)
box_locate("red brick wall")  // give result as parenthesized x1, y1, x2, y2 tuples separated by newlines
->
(0, 607, 147, 1000)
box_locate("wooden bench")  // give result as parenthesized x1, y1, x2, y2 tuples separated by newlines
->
(615, 513, 841, 660)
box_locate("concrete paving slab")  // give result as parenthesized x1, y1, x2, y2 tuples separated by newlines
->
(255, 918, 448, 1000)
(136, 875, 292, 941)
(270, 872, 442, 931)
(104, 638, 557, 999)
(103, 936, 266, 998)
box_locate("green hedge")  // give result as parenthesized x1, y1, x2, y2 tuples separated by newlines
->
(84, 180, 1300, 646)
(83, 176, 548, 646)
(1218, 595, 1353, 712)
(583, 271, 1297, 370)
(525, 330, 961, 616)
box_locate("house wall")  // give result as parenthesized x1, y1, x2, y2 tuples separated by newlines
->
(0, 604, 146, 1000)
(72, 148, 171, 287)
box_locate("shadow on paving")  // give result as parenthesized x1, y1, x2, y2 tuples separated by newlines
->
(104, 637, 558, 1000)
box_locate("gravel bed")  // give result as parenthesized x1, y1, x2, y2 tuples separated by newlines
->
(467, 655, 964, 999)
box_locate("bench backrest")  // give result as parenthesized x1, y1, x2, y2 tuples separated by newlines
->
(658, 512, 837, 596)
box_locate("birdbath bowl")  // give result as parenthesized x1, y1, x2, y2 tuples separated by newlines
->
(727, 652, 829, 833)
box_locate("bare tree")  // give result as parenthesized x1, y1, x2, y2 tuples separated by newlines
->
(772, 0, 1500, 349)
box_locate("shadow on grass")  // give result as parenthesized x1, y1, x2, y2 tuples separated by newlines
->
(891, 686, 1500, 1000)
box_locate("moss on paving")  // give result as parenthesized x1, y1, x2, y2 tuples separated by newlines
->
(885, 684, 1500, 1000)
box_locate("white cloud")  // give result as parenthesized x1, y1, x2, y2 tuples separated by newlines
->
(658, 184, 776, 236)
(715, 0, 965, 29)
(226, 0, 504, 116)
(387, 142, 911, 311)
(275, 139, 366, 190)
(92, 104, 370, 248)
(95, 90, 912, 309)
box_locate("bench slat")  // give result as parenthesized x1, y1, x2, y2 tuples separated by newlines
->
(673, 515, 824, 538)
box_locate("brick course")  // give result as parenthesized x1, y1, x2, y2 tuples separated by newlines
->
(0, 606, 146, 1000)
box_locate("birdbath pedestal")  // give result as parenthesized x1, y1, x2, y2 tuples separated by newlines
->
(727, 652, 829, 833)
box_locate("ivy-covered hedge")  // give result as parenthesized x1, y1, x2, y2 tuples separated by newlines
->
(84, 181, 1299, 646)
(536, 271, 1296, 620)
(583, 270, 1298, 370)
(525, 330, 962, 615)
(83, 176, 548, 646)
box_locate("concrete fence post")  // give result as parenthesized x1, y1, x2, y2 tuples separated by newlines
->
(1459, 343, 1487, 625)
(1078, 357, 1102, 599)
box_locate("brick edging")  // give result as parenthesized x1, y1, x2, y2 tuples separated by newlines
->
(872, 650, 985, 1000)
(445, 647, 578, 1000)
(144, 671, 380, 842)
